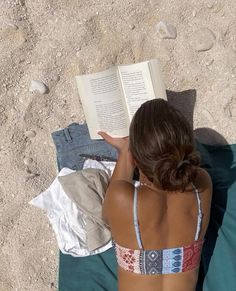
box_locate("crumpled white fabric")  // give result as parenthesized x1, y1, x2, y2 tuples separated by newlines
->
(29, 159, 116, 257)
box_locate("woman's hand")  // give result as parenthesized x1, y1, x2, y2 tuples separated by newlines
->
(98, 131, 135, 182)
(97, 131, 129, 153)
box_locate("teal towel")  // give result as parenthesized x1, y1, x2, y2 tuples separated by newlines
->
(59, 247, 117, 291)
(198, 143, 236, 291)
(58, 143, 236, 291)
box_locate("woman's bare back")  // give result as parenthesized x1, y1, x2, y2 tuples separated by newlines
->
(104, 168, 212, 291)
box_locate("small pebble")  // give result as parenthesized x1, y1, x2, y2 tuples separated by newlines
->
(49, 42, 57, 49)
(26, 168, 32, 174)
(55, 75, 60, 82)
(25, 130, 36, 138)
(129, 24, 135, 30)
(224, 101, 236, 119)
(29, 80, 48, 94)
(23, 157, 33, 165)
(50, 282, 55, 288)
(28, 173, 39, 178)
(7, 23, 19, 30)
(207, 0, 215, 9)
(192, 10, 197, 17)
(156, 21, 177, 39)
(190, 28, 215, 51)
(230, 105, 236, 117)
(232, 67, 236, 76)
(205, 59, 214, 66)
(224, 105, 231, 118)
(232, 45, 236, 52)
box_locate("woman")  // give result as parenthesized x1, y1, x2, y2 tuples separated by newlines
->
(98, 99, 212, 291)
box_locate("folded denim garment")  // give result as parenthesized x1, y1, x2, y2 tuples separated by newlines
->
(58, 168, 111, 251)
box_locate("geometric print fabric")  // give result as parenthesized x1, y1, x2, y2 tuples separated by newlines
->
(115, 239, 204, 275)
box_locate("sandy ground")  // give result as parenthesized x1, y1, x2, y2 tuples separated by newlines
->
(0, 0, 235, 290)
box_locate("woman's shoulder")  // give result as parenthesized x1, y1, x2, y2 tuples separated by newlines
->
(195, 167, 212, 194)
(106, 180, 135, 204)
(102, 180, 135, 223)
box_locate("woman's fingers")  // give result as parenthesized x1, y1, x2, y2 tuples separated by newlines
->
(98, 131, 128, 150)
(97, 131, 114, 145)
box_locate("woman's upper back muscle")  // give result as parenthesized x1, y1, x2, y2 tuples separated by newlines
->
(104, 168, 212, 250)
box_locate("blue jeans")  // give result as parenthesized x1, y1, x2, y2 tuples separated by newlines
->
(52, 123, 117, 171)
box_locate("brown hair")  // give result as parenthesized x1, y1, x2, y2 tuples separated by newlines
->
(129, 99, 200, 192)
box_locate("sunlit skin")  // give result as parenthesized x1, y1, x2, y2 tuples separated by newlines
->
(98, 131, 212, 291)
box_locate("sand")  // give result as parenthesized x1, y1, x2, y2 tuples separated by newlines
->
(0, 0, 235, 290)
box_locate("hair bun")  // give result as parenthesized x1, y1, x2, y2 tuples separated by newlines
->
(152, 151, 200, 192)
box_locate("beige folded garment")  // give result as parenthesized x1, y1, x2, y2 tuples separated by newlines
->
(58, 168, 111, 251)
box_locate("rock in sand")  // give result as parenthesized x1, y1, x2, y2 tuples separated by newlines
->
(24, 130, 36, 138)
(29, 80, 48, 94)
(190, 28, 216, 52)
(156, 21, 177, 39)
(23, 157, 33, 165)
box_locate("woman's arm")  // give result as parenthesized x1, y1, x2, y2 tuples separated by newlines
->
(98, 131, 135, 224)
(110, 149, 134, 183)
(98, 131, 135, 183)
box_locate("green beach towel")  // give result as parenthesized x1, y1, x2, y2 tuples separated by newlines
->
(58, 143, 236, 291)
(198, 143, 236, 291)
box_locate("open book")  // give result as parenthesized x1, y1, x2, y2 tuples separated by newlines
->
(75, 59, 167, 139)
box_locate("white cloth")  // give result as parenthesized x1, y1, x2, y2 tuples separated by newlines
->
(58, 168, 111, 251)
(29, 159, 116, 257)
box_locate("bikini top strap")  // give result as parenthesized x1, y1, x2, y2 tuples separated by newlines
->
(133, 184, 202, 249)
(191, 183, 203, 241)
(133, 187, 144, 249)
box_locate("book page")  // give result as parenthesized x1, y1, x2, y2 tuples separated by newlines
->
(76, 67, 129, 139)
(118, 61, 156, 121)
(148, 59, 167, 100)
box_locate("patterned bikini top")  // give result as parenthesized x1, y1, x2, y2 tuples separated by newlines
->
(114, 183, 204, 275)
